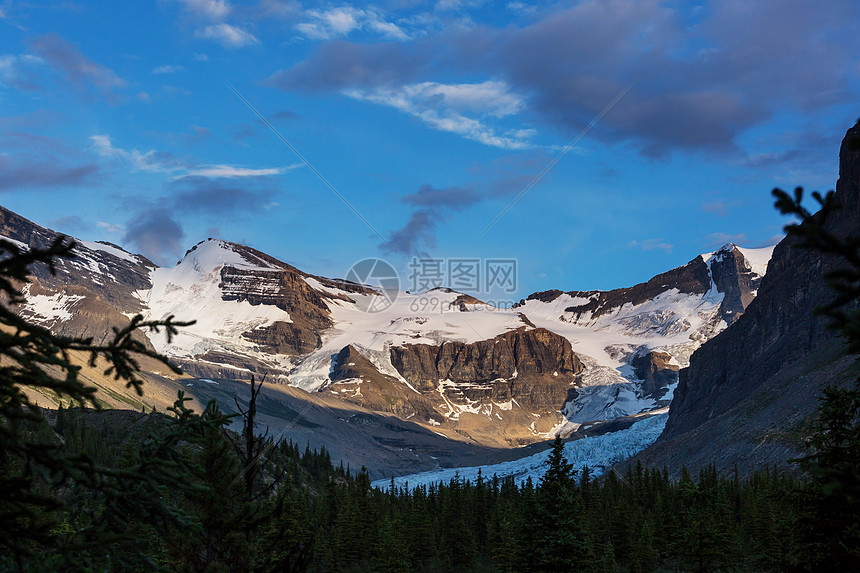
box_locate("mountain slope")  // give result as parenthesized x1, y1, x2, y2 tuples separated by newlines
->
(1, 206, 773, 451)
(621, 122, 860, 478)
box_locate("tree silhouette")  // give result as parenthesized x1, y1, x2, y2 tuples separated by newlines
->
(0, 236, 224, 569)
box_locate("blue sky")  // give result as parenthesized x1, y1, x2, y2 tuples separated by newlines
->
(0, 0, 858, 298)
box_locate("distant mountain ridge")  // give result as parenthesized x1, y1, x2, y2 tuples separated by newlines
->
(521, 242, 767, 328)
(0, 205, 773, 449)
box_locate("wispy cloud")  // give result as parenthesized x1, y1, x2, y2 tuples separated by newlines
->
(0, 132, 100, 191)
(346, 81, 534, 149)
(90, 134, 294, 178)
(169, 176, 279, 214)
(381, 184, 482, 256)
(97, 221, 124, 234)
(152, 64, 184, 74)
(90, 134, 187, 173)
(195, 23, 259, 48)
(176, 0, 231, 21)
(184, 164, 299, 178)
(0, 155, 99, 191)
(29, 34, 126, 98)
(627, 238, 674, 253)
(171, 0, 259, 49)
(0, 54, 44, 91)
(180, 125, 212, 146)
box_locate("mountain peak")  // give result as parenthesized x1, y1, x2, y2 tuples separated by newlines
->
(177, 238, 286, 273)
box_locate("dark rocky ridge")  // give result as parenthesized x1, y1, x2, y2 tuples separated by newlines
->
(0, 206, 154, 314)
(665, 124, 860, 440)
(708, 246, 761, 324)
(519, 245, 763, 327)
(0, 207, 159, 350)
(622, 122, 860, 477)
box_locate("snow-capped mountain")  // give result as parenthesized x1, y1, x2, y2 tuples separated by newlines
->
(0, 205, 774, 448)
(514, 243, 773, 425)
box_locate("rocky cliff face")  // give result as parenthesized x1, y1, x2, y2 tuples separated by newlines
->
(390, 327, 583, 411)
(328, 344, 440, 421)
(625, 123, 860, 478)
(665, 125, 860, 439)
(708, 246, 761, 324)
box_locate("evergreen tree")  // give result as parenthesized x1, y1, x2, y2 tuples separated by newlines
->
(533, 436, 593, 571)
(372, 514, 410, 573)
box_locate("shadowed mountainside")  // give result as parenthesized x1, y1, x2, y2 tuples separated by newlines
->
(619, 122, 860, 478)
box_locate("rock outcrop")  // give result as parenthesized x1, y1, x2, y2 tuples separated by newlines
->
(328, 345, 439, 421)
(631, 351, 679, 399)
(390, 327, 583, 413)
(200, 240, 370, 356)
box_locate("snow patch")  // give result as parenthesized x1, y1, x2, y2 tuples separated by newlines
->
(737, 245, 776, 278)
(21, 286, 85, 324)
(78, 240, 139, 263)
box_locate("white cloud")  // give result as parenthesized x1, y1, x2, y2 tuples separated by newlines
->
(152, 64, 184, 74)
(185, 164, 301, 178)
(195, 23, 259, 48)
(193, 52, 210, 61)
(177, 0, 231, 21)
(0, 54, 39, 70)
(345, 81, 534, 149)
(136, 91, 152, 103)
(506, 2, 536, 13)
(297, 6, 409, 41)
(90, 134, 178, 173)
